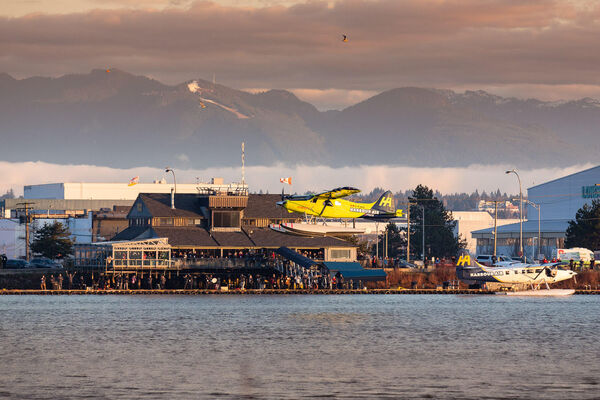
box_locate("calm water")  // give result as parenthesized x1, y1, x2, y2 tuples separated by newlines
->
(1, 295, 599, 399)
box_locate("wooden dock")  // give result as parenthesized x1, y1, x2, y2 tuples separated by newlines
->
(1, 288, 598, 295)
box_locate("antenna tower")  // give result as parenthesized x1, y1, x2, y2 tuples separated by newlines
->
(241, 142, 246, 185)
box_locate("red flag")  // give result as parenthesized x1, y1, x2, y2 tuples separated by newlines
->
(128, 176, 139, 186)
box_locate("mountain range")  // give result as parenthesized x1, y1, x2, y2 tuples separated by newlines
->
(1, 69, 598, 169)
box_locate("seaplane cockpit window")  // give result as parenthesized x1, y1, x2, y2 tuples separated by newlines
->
(535, 269, 542, 273)
(522, 270, 526, 274)
(505, 271, 510, 275)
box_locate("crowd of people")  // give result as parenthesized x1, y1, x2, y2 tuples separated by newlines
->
(38, 263, 365, 291)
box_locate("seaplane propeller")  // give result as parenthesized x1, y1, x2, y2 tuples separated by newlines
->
(532, 266, 555, 281)
(318, 199, 334, 216)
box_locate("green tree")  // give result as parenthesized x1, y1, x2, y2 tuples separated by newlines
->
(565, 200, 600, 250)
(409, 185, 465, 259)
(31, 222, 73, 259)
(0, 189, 15, 199)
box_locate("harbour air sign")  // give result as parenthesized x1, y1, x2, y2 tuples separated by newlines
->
(582, 185, 600, 199)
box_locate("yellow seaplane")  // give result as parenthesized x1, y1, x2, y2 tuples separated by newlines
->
(277, 187, 403, 220)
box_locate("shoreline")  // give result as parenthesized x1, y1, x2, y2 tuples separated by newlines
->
(2, 288, 599, 295)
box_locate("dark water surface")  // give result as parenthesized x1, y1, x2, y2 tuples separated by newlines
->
(1, 295, 599, 399)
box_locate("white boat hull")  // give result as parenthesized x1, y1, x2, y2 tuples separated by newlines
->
(269, 223, 364, 237)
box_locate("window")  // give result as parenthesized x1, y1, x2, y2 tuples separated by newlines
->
(137, 202, 143, 212)
(505, 271, 510, 275)
(213, 211, 240, 228)
(330, 249, 351, 260)
(158, 218, 173, 226)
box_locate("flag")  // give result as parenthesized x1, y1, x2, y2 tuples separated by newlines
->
(128, 176, 139, 186)
(280, 177, 292, 185)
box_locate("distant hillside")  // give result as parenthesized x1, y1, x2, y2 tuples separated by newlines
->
(1, 69, 597, 168)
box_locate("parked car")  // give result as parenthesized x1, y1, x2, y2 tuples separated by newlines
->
(5, 259, 31, 269)
(396, 260, 418, 269)
(29, 258, 62, 269)
(475, 255, 512, 267)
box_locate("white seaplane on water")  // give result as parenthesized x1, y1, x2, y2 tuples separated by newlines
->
(456, 250, 577, 296)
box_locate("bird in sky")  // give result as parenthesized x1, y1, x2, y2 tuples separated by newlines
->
(342, 34, 348, 42)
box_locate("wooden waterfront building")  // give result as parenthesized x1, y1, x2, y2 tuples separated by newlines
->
(110, 193, 357, 262)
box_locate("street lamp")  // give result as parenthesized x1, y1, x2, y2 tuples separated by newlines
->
(506, 169, 524, 261)
(165, 167, 177, 209)
(421, 205, 425, 264)
(523, 200, 541, 261)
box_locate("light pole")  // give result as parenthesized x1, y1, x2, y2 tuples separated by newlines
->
(506, 169, 523, 261)
(523, 200, 541, 261)
(485, 200, 500, 257)
(422, 205, 425, 263)
(165, 167, 177, 209)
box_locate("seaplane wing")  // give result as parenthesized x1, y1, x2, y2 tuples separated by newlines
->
(312, 187, 361, 200)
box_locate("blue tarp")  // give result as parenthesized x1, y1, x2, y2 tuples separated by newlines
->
(323, 262, 387, 281)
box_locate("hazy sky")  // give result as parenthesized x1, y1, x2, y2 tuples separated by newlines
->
(2, 0, 600, 109)
(0, 161, 595, 198)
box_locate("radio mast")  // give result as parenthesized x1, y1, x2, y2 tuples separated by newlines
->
(241, 142, 246, 186)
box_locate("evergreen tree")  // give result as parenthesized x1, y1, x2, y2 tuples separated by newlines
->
(31, 222, 73, 259)
(565, 200, 600, 250)
(408, 185, 466, 259)
(0, 189, 15, 199)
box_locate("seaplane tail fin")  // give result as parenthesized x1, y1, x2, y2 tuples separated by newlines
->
(456, 250, 488, 272)
(372, 190, 395, 213)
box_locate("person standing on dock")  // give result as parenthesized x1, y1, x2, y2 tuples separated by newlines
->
(40, 275, 46, 291)
(66, 272, 75, 290)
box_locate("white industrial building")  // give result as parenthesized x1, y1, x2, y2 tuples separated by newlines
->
(24, 178, 245, 200)
(452, 211, 519, 254)
(2, 178, 247, 260)
(473, 165, 600, 260)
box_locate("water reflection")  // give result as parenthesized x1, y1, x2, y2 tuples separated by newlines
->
(0, 295, 598, 399)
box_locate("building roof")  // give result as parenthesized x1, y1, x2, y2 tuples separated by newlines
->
(211, 231, 255, 247)
(110, 226, 152, 241)
(2, 198, 133, 211)
(245, 227, 354, 248)
(151, 227, 218, 247)
(138, 193, 204, 218)
(472, 220, 569, 238)
(112, 225, 356, 249)
(243, 194, 302, 219)
(451, 211, 494, 222)
(527, 165, 600, 190)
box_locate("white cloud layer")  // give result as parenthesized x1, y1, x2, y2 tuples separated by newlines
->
(0, 161, 595, 199)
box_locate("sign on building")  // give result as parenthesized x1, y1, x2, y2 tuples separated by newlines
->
(581, 185, 600, 199)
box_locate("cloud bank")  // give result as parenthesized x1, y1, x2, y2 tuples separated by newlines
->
(0, 161, 594, 199)
(2, 0, 600, 104)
